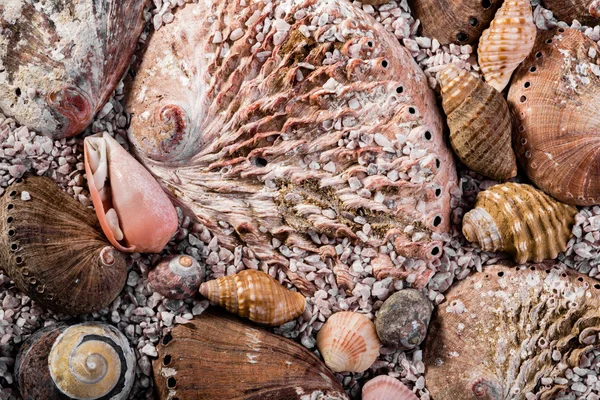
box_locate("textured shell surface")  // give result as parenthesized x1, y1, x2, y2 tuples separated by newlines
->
(316, 311, 380, 373)
(153, 309, 349, 400)
(462, 183, 577, 264)
(0, 0, 147, 138)
(438, 64, 517, 181)
(148, 254, 204, 299)
(125, 0, 458, 294)
(478, 0, 536, 92)
(199, 269, 306, 326)
(362, 375, 418, 400)
(424, 264, 600, 400)
(0, 176, 127, 315)
(508, 28, 600, 206)
(542, 0, 600, 26)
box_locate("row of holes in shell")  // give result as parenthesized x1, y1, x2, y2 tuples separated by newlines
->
(486, 266, 600, 290)
(456, 0, 495, 43)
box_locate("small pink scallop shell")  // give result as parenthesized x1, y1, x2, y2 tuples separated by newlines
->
(362, 376, 418, 400)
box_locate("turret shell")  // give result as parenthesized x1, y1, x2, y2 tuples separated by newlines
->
(362, 376, 418, 400)
(148, 255, 204, 299)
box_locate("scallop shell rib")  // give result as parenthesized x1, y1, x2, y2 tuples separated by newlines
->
(0, 176, 127, 314)
(478, 0, 536, 92)
(542, 0, 600, 26)
(424, 264, 600, 399)
(508, 28, 600, 206)
(362, 376, 418, 400)
(0, 0, 146, 138)
(438, 64, 517, 180)
(462, 183, 577, 264)
(199, 269, 306, 326)
(153, 309, 349, 400)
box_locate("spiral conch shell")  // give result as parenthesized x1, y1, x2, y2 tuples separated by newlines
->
(362, 376, 418, 400)
(199, 269, 306, 326)
(542, 0, 600, 26)
(16, 322, 135, 400)
(478, 0, 536, 92)
(462, 183, 577, 264)
(438, 64, 517, 181)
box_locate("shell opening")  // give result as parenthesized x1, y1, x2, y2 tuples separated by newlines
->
(106, 208, 124, 241)
(481, 0, 491, 8)
(468, 17, 479, 26)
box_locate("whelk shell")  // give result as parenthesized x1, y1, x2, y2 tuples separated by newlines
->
(478, 0, 537, 92)
(362, 376, 418, 400)
(462, 183, 577, 264)
(148, 254, 204, 300)
(542, 0, 600, 26)
(438, 64, 517, 181)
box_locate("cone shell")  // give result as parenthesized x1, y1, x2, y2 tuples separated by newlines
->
(542, 0, 600, 26)
(316, 311, 380, 373)
(0, 176, 127, 314)
(439, 64, 517, 181)
(153, 309, 349, 400)
(148, 255, 204, 300)
(478, 0, 537, 92)
(362, 376, 418, 400)
(462, 183, 577, 264)
(508, 28, 600, 206)
(199, 269, 306, 326)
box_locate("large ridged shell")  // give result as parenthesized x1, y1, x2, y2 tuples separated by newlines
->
(438, 64, 517, 180)
(542, 0, 600, 26)
(153, 309, 349, 400)
(0, 0, 147, 138)
(199, 269, 306, 326)
(424, 264, 600, 399)
(478, 0, 537, 92)
(0, 176, 127, 314)
(362, 376, 418, 400)
(462, 183, 577, 264)
(508, 28, 600, 206)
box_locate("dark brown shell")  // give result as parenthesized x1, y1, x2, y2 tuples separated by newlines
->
(542, 0, 600, 26)
(153, 309, 349, 400)
(0, 176, 127, 314)
(148, 254, 204, 299)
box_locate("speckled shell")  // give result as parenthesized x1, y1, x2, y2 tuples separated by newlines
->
(15, 322, 136, 400)
(508, 28, 600, 206)
(0, 176, 127, 314)
(153, 309, 349, 400)
(438, 64, 517, 180)
(148, 255, 204, 299)
(0, 0, 147, 138)
(424, 264, 600, 399)
(199, 269, 306, 326)
(462, 183, 577, 264)
(478, 0, 536, 92)
(316, 311, 380, 373)
(407, 0, 502, 45)
(542, 0, 600, 26)
(362, 376, 418, 400)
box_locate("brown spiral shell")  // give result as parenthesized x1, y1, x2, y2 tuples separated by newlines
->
(148, 254, 204, 300)
(542, 0, 600, 26)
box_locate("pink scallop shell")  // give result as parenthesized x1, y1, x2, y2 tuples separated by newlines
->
(362, 376, 418, 400)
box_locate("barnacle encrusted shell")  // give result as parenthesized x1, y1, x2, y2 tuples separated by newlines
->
(148, 254, 204, 299)
(362, 376, 418, 400)
(462, 183, 577, 264)
(508, 28, 600, 206)
(407, 0, 502, 45)
(199, 269, 306, 326)
(316, 311, 380, 373)
(153, 309, 349, 400)
(15, 322, 135, 400)
(438, 64, 517, 180)
(478, 0, 536, 92)
(125, 0, 458, 290)
(0, 176, 127, 314)
(542, 0, 600, 26)
(0, 0, 146, 138)
(424, 264, 600, 399)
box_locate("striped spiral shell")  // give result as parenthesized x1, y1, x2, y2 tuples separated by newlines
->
(148, 255, 204, 300)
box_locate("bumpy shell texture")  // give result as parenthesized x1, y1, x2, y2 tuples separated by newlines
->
(149, 255, 204, 299)
(462, 183, 577, 264)
(438, 64, 517, 181)
(0, 0, 147, 138)
(542, 0, 600, 26)
(508, 28, 600, 206)
(125, 0, 458, 292)
(153, 309, 349, 400)
(424, 264, 600, 400)
(478, 0, 536, 92)
(0, 176, 127, 314)
(199, 269, 306, 326)
(362, 375, 418, 400)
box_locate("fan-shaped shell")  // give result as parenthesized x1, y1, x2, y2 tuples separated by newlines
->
(148, 254, 204, 299)
(15, 322, 136, 400)
(316, 311, 380, 373)
(362, 376, 418, 400)
(0, 176, 127, 314)
(478, 0, 536, 92)
(0, 0, 146, 138)
(542, 0, 600, 26)
(462, 183, 576, 264)
(199, 269, 306, 326)
(508, 28, 600, 206)
(153, 309, 349, 400)
(438, 64, 517, 180)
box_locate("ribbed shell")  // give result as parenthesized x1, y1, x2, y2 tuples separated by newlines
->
(508, 28, 600, 206)
(316, 311, 380, 373)
(439, 64, 517, 180)
(362, 376, 418, 400)
(148, 255, 204, 300)
(462, 183, 577, 264)
(478, 0, 537, 92)
(199, 269, 306, 326)
(542, 0, 600, 26)
(0, 176, 127, 314)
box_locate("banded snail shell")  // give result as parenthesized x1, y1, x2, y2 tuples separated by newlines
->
(148, 254, 204, 299)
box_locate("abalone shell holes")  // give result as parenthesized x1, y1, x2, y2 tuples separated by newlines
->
(457, 0, 492, 42)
